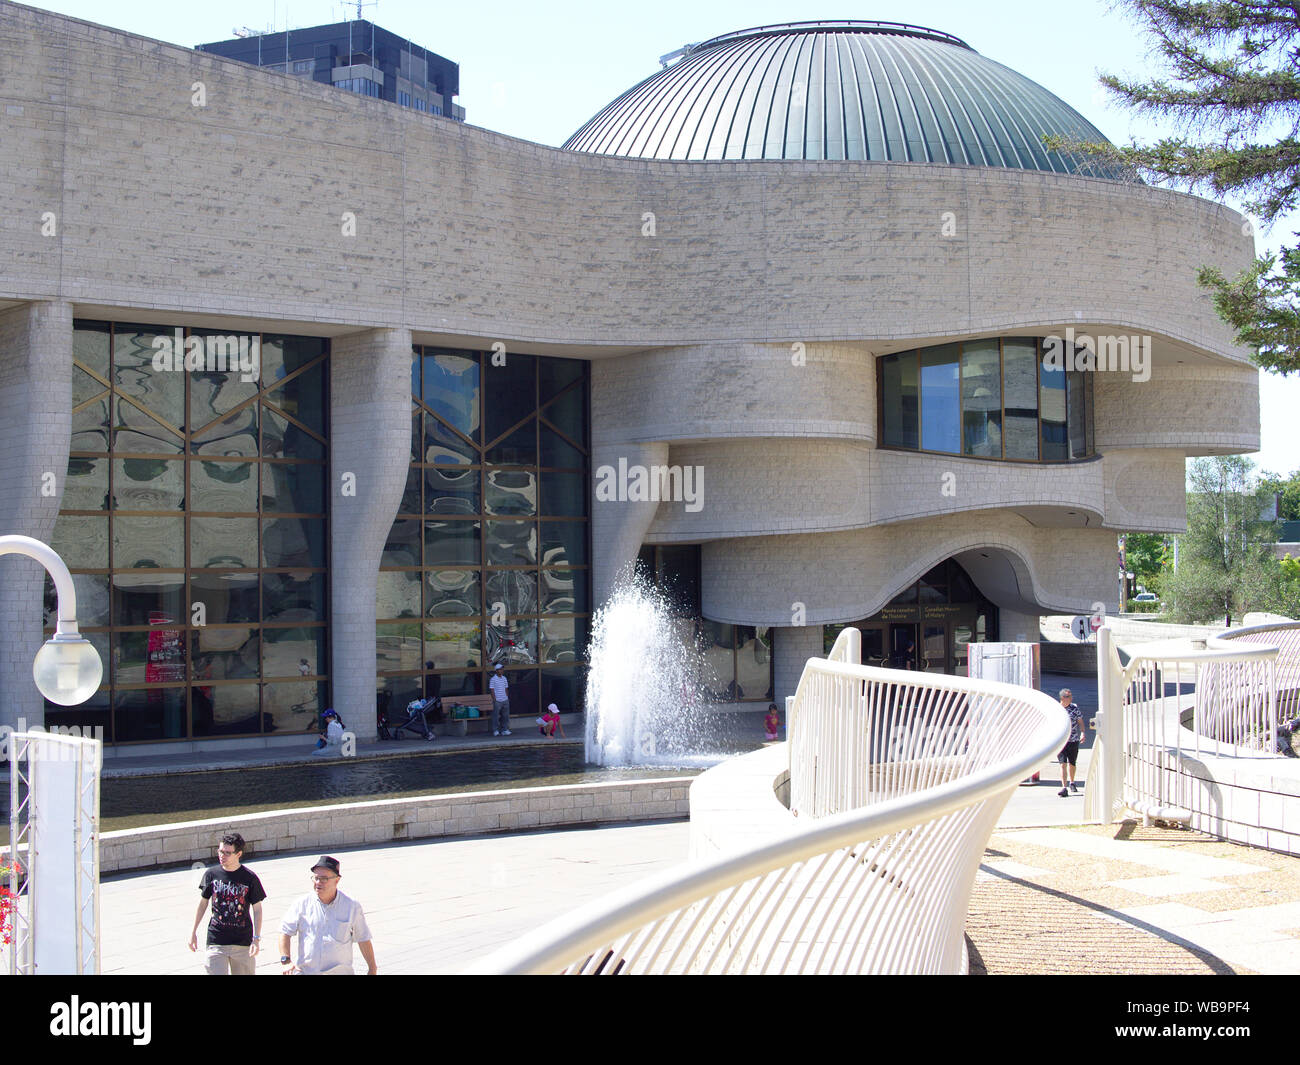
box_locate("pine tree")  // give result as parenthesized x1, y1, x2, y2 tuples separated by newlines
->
(1053, 0, 1300, 374)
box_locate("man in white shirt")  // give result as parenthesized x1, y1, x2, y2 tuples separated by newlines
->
(488, 662, 511, 736)
(278, 856, 377, 975)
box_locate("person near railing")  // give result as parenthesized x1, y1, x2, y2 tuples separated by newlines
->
(1055, 688, 1086, 797)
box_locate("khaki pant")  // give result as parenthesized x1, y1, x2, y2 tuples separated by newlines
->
(205, 944, 255, 975)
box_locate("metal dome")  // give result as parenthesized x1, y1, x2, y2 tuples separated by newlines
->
(563, 20, 1124, 177)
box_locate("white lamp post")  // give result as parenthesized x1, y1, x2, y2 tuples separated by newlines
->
(0, 534, 103, 705)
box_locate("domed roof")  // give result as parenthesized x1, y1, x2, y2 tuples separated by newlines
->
(563, 21, 1124, 178)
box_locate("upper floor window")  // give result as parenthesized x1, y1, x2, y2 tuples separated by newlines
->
(879, 337, 1094, 462)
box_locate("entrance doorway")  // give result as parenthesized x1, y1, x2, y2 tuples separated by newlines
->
(825, 559, 998, 676)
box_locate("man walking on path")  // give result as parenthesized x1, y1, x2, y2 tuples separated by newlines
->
(1056, 688, 1086, 797)
(278, 856, 377, 975)
(188, 831, 266, 974)
(489, 662, 512, 736)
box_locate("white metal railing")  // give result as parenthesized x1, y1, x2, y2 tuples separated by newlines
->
(1088, 625, 1284, 827)
(4, 732, 101, 975)
(470, 630, 1066, 974)
(1211, 622, 1300, 741)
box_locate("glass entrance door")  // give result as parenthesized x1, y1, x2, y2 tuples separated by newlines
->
(888, 624, 919, 670)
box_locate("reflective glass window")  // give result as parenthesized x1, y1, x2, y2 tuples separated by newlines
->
(920, 345, 961, 454)
(961, 340, 1002, 458)
(1002, 338, 1039, 460)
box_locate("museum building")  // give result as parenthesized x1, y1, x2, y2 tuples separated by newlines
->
(0, 9, 1260, 748)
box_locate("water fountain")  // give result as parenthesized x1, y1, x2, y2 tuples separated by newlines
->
(585, 569, 731, 767)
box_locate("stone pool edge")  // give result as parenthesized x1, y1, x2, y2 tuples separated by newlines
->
(100, 777, 693, 874)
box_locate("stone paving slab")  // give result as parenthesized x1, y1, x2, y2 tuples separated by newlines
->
(102, 813, 1300, 975)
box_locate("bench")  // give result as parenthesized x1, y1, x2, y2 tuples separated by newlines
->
(443, 694, 502, 735)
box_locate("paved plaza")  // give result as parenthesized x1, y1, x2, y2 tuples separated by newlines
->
(101, 737, 1300, 975)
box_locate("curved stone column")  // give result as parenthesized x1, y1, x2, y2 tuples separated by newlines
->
(590, 441, 667, 608)
(0, 301, 72, 731)
(330, 328, 412, 739)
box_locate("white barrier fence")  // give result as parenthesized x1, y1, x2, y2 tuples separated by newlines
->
(471, 630, 1066, 974)
(4, 731, 101, 975)
(1211, 622, 1300, 745)
(1088, 625, 1287, 827)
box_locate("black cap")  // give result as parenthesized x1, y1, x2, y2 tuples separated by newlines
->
(311, 855, 340, 876)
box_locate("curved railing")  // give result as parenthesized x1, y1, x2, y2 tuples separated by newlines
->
(1088, 626, 1284, 827)
(1210, 622, 1300, 741)
(469, 630, 1066, 974)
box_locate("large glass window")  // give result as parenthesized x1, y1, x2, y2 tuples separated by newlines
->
(378, 347, 590, 719)
(46, 322, 330, 743)
(878, 337, 1094, 463)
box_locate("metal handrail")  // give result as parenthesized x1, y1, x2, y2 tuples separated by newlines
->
(470, 633, 1066, 975)
(1088, 624, 1288, 827)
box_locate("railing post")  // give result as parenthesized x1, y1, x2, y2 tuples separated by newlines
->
(1086, 625, 1124, 824)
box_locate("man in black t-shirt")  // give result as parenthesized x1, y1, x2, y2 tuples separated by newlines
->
(188, 831, 266, 975)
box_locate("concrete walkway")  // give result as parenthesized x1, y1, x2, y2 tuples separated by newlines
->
(97, 670, 1300, 975)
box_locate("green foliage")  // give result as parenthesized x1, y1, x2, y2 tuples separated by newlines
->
(1163, 456, 1281, 623)
(1124, 532, 1170, 591)
(1046, 0, 1300, 374)
(1259, 467, 1300, 519)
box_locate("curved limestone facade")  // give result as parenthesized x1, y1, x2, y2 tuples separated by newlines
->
(0, 6, 1260, 744)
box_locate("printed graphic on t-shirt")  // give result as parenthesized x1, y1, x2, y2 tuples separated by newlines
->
(210, 879, 252, 931)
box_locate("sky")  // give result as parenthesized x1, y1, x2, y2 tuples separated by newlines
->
(20, 0, 1300, 477)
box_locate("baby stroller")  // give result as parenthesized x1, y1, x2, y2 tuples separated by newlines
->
(389, 696, 439, 741)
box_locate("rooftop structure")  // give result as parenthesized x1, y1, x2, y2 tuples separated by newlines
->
(564, 20, 1123, 175)
(198, 19, 464, 120)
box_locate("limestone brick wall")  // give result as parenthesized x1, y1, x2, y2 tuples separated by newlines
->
(644, 441, 1108, 541)
(702, 514, 1118, 625)
(773, 626, 825, 706)
(589, 441, 667, 606)
(1103, 448, 1188, 533)
(98, 777, 692, 874)
(0, 5, 1256, 361)
(1094, 363, 1259, 453)
(590, 343, 875, 444)
(330, 329, 412, 738)
(0, 300, 72, 730)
